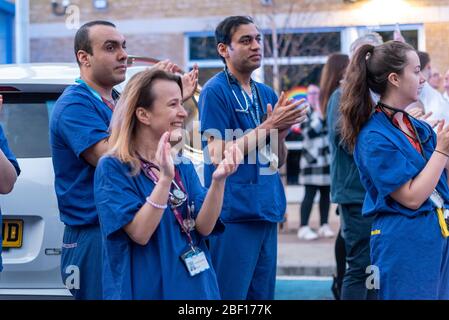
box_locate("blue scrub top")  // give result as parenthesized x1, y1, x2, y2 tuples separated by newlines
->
(0, 124, 21, 271)
(94, 155, 224, 300)
(50, 83, 112, 226)
(198, 71, 286, 223)
(354, 112, 449, 217)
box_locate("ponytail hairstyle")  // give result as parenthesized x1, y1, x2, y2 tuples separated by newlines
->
(340, 40, 416, 151)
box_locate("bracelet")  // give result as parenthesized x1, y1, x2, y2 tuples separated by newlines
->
(435, 149, 449, 158)
(146, 196, 168, 209)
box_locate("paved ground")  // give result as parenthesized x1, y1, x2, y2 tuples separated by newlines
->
(277, 186, 340, 277)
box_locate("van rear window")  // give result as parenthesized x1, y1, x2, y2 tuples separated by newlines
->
(0, 93, 62, 158)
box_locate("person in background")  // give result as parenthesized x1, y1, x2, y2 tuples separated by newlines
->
(285, 84, 320, 185)
(296, 82, 334, 241)
(415, 51, 449, 124)
(306, 84, 320, 111)
(429, 70, 442, 91)
(443, 69, 449, 103)
(327, 32, 383, 300)
(0, 94, 20, 273)
(317, 53, 349, 298)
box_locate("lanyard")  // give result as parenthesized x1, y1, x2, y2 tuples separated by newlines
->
(224, 68, 263, 127)
(75, 78, 116, 111)
(139, 158, 195, 247)
(376, 102, 425, 157)
(377, 101, 447, 205)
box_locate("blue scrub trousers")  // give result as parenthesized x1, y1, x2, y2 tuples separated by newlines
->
(371, 211, 449, 300)
(60, 224, 103, 300)
(209, 221, 277, 300)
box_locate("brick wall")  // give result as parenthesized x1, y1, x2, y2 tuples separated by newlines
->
(424, 22, 449, 75)
(30, 0, 358, 24)
(30, 33, 185, 65)
(30, 37, 75, 63)
(30, 0, 449, 24)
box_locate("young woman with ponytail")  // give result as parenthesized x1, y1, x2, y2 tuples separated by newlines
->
(340, 41, 449, 299)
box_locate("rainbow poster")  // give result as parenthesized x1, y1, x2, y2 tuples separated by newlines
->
(286, 86, 307, 101)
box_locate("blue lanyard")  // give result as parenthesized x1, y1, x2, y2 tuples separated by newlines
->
(75, 78, 117, 110)
(242, 82, 261, 126)
(225, 68, 263, 127)
(75, 78, 104, 103)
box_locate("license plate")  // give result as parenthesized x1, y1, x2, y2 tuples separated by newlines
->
(2, 219, 23, 248)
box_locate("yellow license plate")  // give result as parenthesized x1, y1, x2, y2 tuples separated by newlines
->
(2, 219, 23, 248)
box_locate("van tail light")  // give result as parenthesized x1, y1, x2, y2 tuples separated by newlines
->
(0, 86, 20, 92)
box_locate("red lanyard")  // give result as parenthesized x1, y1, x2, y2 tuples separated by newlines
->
(140, 158, 194, 246)
(101, 97, 115, 112)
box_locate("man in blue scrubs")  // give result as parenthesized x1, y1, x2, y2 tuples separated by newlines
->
(50, 21, 128, 299)
(198, 16, 307, 299)
(0, 94, 20, 272)
(50, 20, 198, 299)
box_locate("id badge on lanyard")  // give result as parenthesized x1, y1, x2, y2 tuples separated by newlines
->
(180, 246, 210, 277)
(430, 189, 449, 238)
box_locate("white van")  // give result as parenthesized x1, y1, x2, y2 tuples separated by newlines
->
(0, 61, 203, 298)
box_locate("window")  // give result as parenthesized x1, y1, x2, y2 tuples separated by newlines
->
(378, 30, 418, 50)
(0, 93, 60, 158)
(189, 36, 219, 61)
(187, 29, 341, 87)
(264, 31, 341, 58)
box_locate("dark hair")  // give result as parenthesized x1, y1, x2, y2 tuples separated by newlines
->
(319, 53, 349, 117)
(74, 20, 116, 65)
(215, 16, 254, 63)
(340, 40, 416, 151)
(418, 51, 430, 69)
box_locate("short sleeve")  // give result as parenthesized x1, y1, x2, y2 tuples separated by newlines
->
(355, 132, 420, 197)
(0, 125, 20, 176)
(198, 86, 231, 139)
(94, 157, 143, 238)
(58, 103, 109, 157)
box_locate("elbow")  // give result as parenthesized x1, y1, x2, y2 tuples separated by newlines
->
(126, 228, 152, 246)
(0, 177, 16, 194)
(401, 197, 423, 211)
(195, 224, 212, 237)
(130, 233, 151, 246)
(409, 200, 425, 211)
(0, 184, 13, 194)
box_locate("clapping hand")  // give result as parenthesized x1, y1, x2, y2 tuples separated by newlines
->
(156, 132, 175, 181)
(181, 64, 199, 101)
(264, 92, 308, 131)
(212, 144, 243, 182)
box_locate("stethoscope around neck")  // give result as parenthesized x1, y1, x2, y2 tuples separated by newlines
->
(377, 101, 432, 158)
(224, 67, 261, 114)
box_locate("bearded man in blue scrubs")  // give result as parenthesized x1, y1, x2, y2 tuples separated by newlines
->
(198, 16, 308, 300)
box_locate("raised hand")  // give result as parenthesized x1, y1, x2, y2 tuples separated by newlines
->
(155, 132, 175, 180)
(436, 120, 449, 155)
(152, 59, 182, 74)
(212, 143, 243, 182)
(181, 64, 199, 101)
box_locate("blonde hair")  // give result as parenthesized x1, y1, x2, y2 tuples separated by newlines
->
(108, 68, 183, 174)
